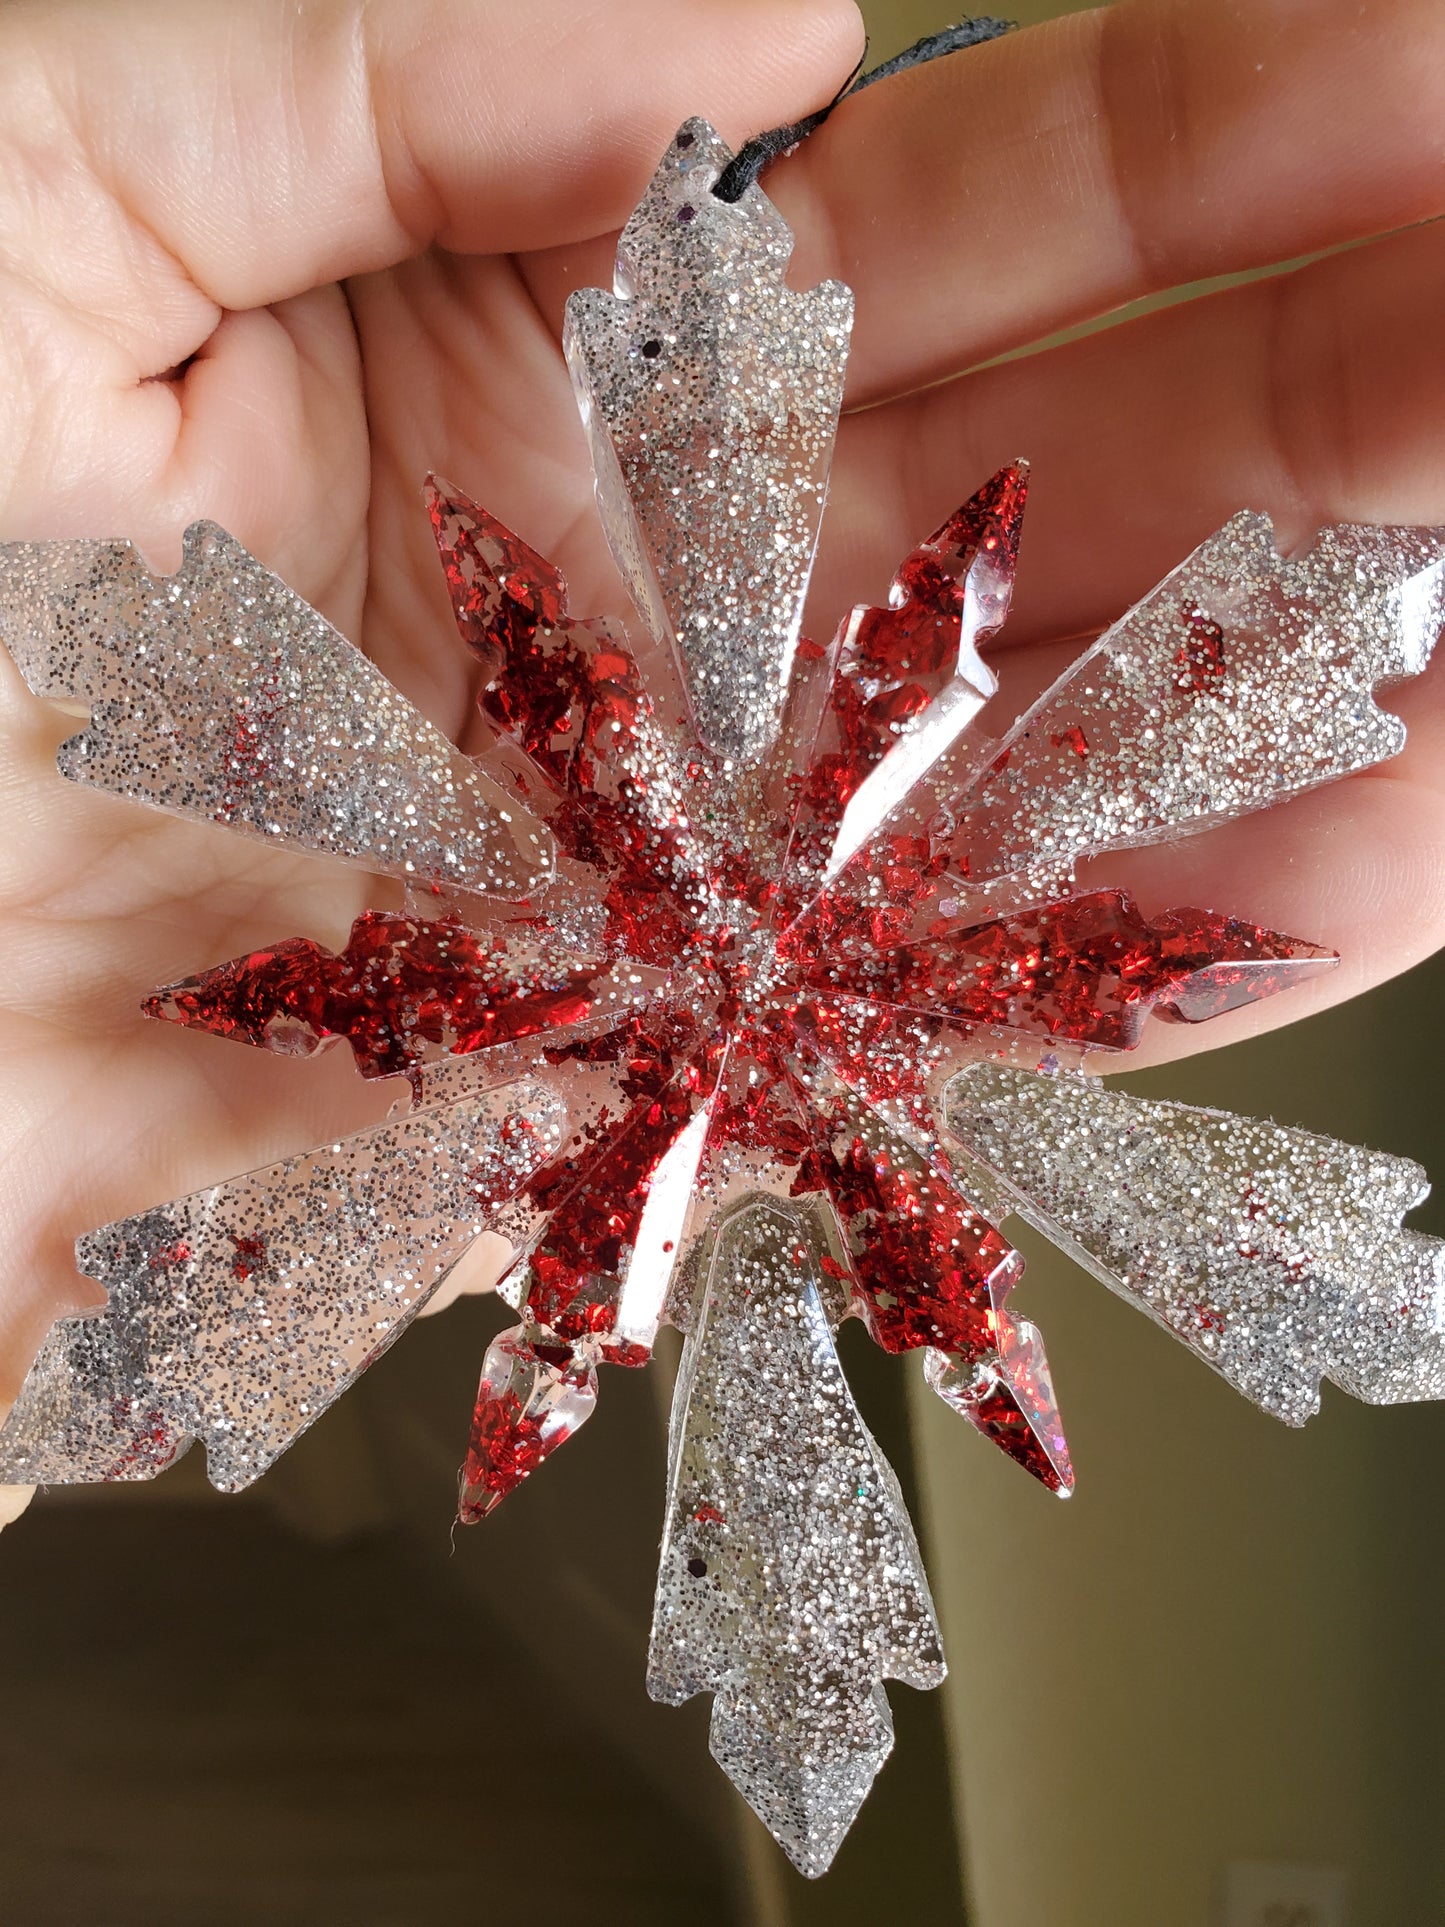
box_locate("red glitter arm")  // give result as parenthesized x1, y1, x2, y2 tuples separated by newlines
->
(428, 481, 638, 797)
(794, 1086, 1072, 1495)
(426, 480, 718, 895)
(145, 911, 612, 1081)
(459, 1035, 716, 1519)
(783, 465, 1026, 896)
(797, 888, 1337, 1053)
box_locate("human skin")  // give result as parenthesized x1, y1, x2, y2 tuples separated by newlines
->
(1, 0, 1443, 1529)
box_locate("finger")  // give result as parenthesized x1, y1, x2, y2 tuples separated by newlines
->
(0, 0, 862, 365)
(769, 0, 1445, 404)
(0, 1485, 32, 1531)
(819, 217, 1445, 656)
(163, 295, 371, 630)
(0, 290, 372, 639)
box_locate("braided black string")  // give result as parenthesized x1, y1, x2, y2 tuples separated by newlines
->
(712, 17, 1017, 204)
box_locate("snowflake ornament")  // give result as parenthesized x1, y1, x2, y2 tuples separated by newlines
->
(4, 122, 1445, 1876)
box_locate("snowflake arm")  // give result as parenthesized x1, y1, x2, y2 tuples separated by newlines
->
(0, 1059, 568, 1490)
(563, 118, 853, 772)
(814, 511, 1445, 942)
(943, 1064, 1445, 1426)
(0, 522, 554, 897)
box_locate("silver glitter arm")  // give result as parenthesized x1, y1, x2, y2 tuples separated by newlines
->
(0, 522, 554, 897)
(564, 120, 854, 771)
(0, 1068, 569, 1492)
(939, 514, 1445, 911)
(943, 1065, 1445, 1426)
(649, 1197, 944, 1877)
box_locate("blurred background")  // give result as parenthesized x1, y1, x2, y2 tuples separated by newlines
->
(3, 2, 1443, 1923)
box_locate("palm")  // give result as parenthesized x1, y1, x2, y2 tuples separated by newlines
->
(0, 246, 617, 1378)
(4, 0, 1445, 1416)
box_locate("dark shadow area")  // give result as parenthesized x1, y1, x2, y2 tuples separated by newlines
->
(0, 1290, 969, 1924)
(0, 1495, 737, 1927)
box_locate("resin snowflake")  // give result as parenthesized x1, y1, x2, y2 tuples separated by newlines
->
(4, 122, 1445, 1876)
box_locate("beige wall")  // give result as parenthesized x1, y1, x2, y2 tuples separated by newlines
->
(856, 2, 1445, 1921)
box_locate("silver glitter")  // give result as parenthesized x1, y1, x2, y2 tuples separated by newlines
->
(564, 119, 853, 770)
(649, 1197, 944, 1876)
(0, 1065, 566, 1490)
(943, 1065, 1445, 1425)
(939, 514, 1445, 915)
(0, 521, 553, 897)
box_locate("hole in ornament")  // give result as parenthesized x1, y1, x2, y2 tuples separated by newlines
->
(641, 340, 662, 359)
(686, 1556, 707, 1578)
(676, 130, 694, 149)
(677, 204, 696, 223)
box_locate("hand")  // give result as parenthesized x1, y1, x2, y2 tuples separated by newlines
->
(0, 0, 864, 1514)
(2, 0, 1442, 1521)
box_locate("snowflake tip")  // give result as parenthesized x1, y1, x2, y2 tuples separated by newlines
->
(144, 937, 338, 1060)
(424, 477, 573, 690)
(925, 1319, 1074, 1497)
(457, 1323, 598, 1523)
(917, 458, 1029, 584)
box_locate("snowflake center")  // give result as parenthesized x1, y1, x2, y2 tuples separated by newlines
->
(662, 883, 797, 1054)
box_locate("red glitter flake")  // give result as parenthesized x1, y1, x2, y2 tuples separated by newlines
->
(229, 1233, 266, 1282)
(1175, 603, 1228, 695)
(105, 1401, 181, 1480)
(600, 1338, 653, 1369)
(427, 487, 567, 668)
(459, 1392, 550, 1518)
(426, 482, 708, 900)
(217, 669, 281, 820)
(1051, 725, 1089, 758)
(960, 1323, 1073, 1494)
(798, 1131, 1022, 1357)
(518, 1063, 706, 1348)
(458, 1326, 596, 1522)
(787, 467, 1026, 872)
(929, 1313, 1072, 1495)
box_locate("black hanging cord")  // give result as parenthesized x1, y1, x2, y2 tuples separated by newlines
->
(712, 17, 1017, 205)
